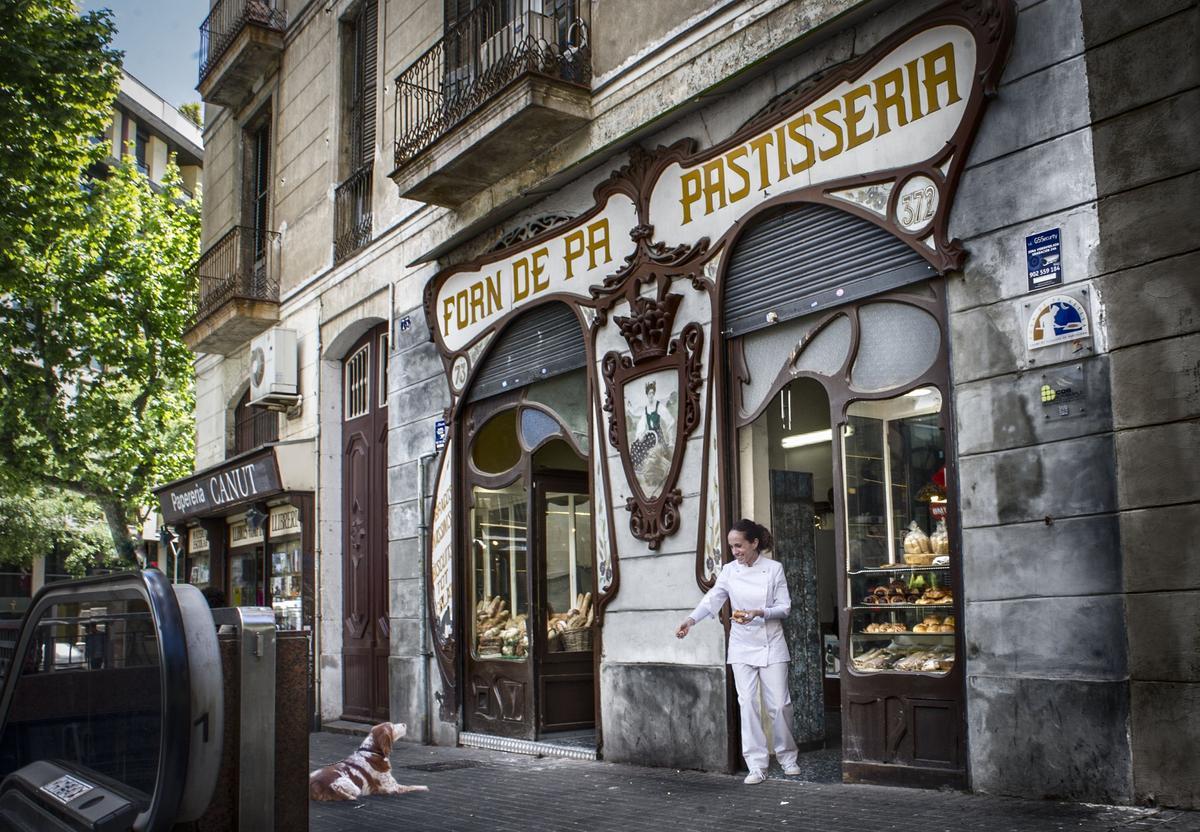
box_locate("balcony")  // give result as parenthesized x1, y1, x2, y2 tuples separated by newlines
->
(184, 225, 281, 356)
(198, 0, 287, 109)
(334, 162, 374, 264)
(390, 0, 592, 207)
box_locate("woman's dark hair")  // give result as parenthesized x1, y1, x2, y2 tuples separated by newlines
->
(730, 518, 773, 552)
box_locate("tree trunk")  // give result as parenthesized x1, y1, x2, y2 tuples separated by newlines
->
(99, 498, 134, 562)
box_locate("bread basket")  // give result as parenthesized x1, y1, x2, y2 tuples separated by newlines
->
(560, 627, 593, 652)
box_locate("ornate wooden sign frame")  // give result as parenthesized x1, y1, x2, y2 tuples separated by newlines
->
(601, 291, 704, 549)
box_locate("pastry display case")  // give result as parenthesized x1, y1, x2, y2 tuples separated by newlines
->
(470, 483, 530, 661)
(843, 387, 957, 675)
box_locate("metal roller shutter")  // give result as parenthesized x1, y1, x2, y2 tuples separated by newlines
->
(466, 302, 587, 402)
(723, 203, 936, 336)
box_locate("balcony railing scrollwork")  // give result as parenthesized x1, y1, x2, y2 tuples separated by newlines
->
(192, 225, 281, 325)
(393, 0, 591, 168)
(334, 162, 374, 264)
(198, 0, 287, 84)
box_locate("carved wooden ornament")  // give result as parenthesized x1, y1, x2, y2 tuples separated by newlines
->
(602, 291, 703, 549)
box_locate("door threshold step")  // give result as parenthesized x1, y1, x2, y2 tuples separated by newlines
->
(459, 731, 597, 761)
(321, 719, 373, 737)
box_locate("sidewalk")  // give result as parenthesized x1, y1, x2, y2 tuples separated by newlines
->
(309, 731, 1200, 832)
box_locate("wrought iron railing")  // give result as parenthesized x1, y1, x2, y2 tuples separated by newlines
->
(192, 225, 281, 324)
(198, 0, 287, 84)
(334, 162, 374, 263)
(393, 0, 591, 168)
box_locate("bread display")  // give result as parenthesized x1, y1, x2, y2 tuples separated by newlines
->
(903, 521, 931, 555)
(474, 596, 530, 658)
(929, 520, 950, 555)
(545, 592, 594, 651)
(852, 644, 955, 673)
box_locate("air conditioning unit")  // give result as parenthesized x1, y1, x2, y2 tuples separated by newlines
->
(249, 328, 299, 410)
(479, 11, 554, 74)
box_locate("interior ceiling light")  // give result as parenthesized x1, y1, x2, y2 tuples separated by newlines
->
(780, 428, 833, 449)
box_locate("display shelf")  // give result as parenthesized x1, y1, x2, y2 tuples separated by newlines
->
(852, 603, 954, 610)
(848, 565, 950, 575)
(853, 631, 955, 639)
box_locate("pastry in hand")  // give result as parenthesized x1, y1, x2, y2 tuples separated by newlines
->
(732, 609, 752, 624)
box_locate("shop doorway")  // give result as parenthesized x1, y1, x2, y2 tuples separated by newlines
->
(462, 378, 597, 744)
(721, 203, 965, 786)
(737, 378, 842, 775)
(341, 323, 390, 723)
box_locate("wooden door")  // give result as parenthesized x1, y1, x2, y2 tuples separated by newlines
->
(341, 324, 390, 722)
(534, 474, 595, 735)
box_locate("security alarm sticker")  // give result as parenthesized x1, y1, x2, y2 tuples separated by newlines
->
(1026, 294, 1089, 350)
(1026, 228, 1062, 291)
(41, 774, 94, 805)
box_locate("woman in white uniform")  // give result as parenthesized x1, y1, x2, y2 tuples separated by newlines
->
(676, 518, 800, 784)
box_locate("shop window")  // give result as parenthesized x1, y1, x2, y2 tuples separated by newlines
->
(232, 389, 278, 456)
(471, 409, 520, 474)
(471, 483, 529, 661)
(542, 490, 593, 653)
(524, 368, 588, 450)
(519, 407, 561, 451)
(344, 343, 370, 420)
(845, 386, 953, 676)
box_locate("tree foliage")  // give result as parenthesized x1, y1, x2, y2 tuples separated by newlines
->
(0, 160, 201, 556)
(0, 0, 122, 269)
(0, 488, 122, 576)
(0, 1, 200, 561)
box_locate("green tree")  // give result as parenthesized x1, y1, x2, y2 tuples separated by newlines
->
(0, 488, 122, 576)
(0, 160, 201, 557)
(0, 0, 122, 270)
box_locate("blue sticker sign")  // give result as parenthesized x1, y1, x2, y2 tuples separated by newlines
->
(434, 419, 447, 452)
(1026, 228, 1062, 291)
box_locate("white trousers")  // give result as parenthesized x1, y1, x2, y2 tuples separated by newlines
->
(732, 662, 799, 772)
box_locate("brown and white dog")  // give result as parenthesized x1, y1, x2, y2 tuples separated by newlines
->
(309, 722, 429, 801)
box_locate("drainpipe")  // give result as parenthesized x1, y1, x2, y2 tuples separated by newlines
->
(416, 451, 438, 744)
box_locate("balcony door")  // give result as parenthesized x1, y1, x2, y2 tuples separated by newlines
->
(341, 324, 390, 722)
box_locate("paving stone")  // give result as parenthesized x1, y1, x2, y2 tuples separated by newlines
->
(307, 731, 1200, 832)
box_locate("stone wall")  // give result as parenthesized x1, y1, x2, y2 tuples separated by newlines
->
(1080, 0, 1200, 811)
(945, 0, 1134, 804)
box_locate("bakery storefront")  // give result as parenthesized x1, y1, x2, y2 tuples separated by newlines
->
(154, 440, 316, 650)
(421, 2, 1013, 785)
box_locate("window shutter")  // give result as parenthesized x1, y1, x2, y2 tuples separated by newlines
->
(723, 204, 936, 337)
(359, 0, 378, 166)
(466, 303, 586, 403)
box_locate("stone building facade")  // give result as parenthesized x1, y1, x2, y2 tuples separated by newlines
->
(174, 0, 1198, 809)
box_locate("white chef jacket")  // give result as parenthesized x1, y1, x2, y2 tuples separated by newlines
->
(689, 556, 792, 667)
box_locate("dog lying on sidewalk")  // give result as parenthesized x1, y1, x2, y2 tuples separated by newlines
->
(309, 722, 430, 801)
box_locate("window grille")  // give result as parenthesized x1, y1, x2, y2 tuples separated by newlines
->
(344, 344, 370, 419)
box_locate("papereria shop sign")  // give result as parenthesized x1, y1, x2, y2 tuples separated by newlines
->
(428, 3, 1013, 356)
(158, 451, 282, 523)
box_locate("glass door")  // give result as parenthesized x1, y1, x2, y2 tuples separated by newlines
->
(536, 476, 595, 734)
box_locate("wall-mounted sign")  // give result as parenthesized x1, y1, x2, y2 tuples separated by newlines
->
(430, 445, 455, 644)
(1026, 293, 1090, 350)
(1026, 228, 1062, 291)
(433, 195, 638, 352)
(649, 25, 977, 248)
(188, 526, 210, 554)
(228, 516, 265, 547)
(269, 504, 301, 537)
(1040, 365, 1088, 421)
(434, 419, 447, 451)
(157, 450, 282, 523)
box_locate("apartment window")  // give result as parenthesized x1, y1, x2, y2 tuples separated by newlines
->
(232, 390, 279, 457)
(377, 332, 388, 409)
(335, 2, 377, 263)
(249, 120, 271, 260)
(135, 125, 149, 175)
